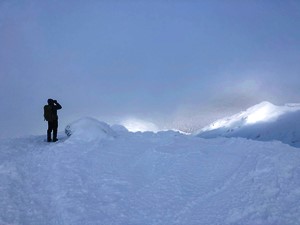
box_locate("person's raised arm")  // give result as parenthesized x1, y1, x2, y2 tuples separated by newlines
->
(53, 100, 62, 110)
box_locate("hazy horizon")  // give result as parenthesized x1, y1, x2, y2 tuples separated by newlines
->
(1, 0, 300, 138)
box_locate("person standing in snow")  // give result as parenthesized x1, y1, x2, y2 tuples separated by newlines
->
(44, 99, 62, 142)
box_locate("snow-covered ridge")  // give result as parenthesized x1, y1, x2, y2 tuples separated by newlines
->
(1, 122, 300, 225)
(197, 101, 300, 147)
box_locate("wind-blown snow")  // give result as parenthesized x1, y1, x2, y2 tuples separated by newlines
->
(1, 118, 300, 225)
(197, 101, 300, 147)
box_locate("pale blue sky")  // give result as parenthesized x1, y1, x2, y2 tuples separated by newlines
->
(1, 0, 300, 137)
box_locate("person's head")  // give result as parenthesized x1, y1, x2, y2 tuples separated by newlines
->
(47, 99, 54, 105)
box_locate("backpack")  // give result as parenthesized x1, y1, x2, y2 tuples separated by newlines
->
(44, 105, 55, 122)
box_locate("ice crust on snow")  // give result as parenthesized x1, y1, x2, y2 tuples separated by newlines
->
(197, 101, 300, 147)
(1, 117, 300, 225)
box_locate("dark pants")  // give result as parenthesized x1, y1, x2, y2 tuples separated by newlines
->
(47, 120, 58, 142)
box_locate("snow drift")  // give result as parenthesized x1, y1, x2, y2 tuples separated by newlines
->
(65, 117, 117, 142)
(197, 101, 300, 147)
(1, 117, 300, 225)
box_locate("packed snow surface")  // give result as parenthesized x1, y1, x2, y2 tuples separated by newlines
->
(197, 101, 300, 147)
(1, 118, 300, 225)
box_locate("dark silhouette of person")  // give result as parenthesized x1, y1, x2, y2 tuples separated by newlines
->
(46, 99, 62, 142)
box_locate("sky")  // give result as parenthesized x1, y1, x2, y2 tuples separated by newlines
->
(0, 0, 300, 138)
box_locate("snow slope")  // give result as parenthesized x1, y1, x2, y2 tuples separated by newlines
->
(197, 101, 300, 147)
(1, 118, 300, 225)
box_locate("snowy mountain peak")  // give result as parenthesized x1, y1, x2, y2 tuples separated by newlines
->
(201, 101, 299, 131)
(197, 102, 300, 147)
(244, 101, 282, 124)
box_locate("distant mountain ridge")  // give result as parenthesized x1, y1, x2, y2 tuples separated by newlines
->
(196, 101, 300, 147)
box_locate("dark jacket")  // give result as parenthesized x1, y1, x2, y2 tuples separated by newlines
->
(49, 102, 62, 120)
